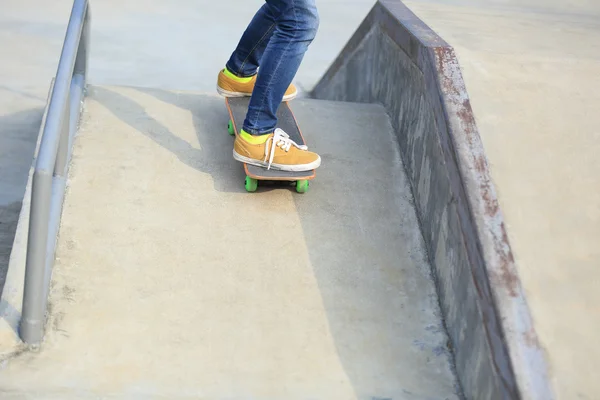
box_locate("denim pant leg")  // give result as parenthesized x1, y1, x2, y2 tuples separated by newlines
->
(225, 3, 278, 78)
(243, 0, 319, 135)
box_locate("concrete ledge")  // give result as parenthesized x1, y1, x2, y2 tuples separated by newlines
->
(311, 1, 553, 399)
(0, 80, 55, 357)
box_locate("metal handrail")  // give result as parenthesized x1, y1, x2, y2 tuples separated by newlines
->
(20, 0, 91, 345)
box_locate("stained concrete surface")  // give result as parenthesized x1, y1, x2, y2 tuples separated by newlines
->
(0, 86, 459, 399)
(403, 1, 600, 398)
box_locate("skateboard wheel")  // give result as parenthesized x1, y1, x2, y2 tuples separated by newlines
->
(296, 180, 309, 193)
(245, 176, 258, 192)
(227, 120, 235, 136)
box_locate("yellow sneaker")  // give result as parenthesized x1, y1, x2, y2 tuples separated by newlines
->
(233, 128, 321, 171)
(217, 68, 298, 101)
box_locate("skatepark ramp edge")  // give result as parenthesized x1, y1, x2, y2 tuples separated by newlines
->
(310, 1, 553, 399)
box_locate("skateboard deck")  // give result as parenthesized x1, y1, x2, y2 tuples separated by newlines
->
(225, 97, 316, 193)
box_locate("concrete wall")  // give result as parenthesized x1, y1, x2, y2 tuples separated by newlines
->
(311, 1, 553, 399)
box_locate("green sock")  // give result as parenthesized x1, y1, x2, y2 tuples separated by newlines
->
(223, 67, 253, 83)
(241, 129, 269, 144)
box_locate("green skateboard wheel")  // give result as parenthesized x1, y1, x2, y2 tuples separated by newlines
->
(245, 176, 258, 192)
(227, 120, 235, 136)
(296, 180, 309, 193)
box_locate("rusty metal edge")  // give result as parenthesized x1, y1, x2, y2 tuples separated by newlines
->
(311, 0, 554, 399)
(430, 43, 554, 400)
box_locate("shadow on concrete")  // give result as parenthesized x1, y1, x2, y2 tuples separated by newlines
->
(90, 86, 456, 399)
(288, 100, 457, 399)
(0, 108, 43, 295)
(0, 298, 20, 339)
(0, 86, 46, 103)
(0, 202, 22, 297)
(91, 86, 247, 194)
(93, 85, 310, 195)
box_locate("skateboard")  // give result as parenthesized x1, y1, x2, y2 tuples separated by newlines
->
(225, 97, 316, 193)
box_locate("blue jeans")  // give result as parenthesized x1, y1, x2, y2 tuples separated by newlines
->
(225, 0, 319, 135)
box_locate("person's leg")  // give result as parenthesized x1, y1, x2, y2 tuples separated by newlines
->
(225, 3, 275, 79)
(242, 0, 319, 135)
(217, 2, 297, 101)
(231, 0, 321, 172)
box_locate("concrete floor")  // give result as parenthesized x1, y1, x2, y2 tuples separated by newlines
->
(0, 0, 376, 296)
(404, 1, 600, 398)
(1, 0, 599, 398)
(0, 87, 459, 399)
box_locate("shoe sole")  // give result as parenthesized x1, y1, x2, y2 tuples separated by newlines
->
(233, 150, 321, 172)
(217, 85, 297, 101)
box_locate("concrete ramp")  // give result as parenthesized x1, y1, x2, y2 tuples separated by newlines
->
(0, 86, 459, 399)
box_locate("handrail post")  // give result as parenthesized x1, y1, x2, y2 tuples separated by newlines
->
(20, 171, 53, 345)
(54, 99, 71, 177)
(74, 6, 90, 79)
(19, 0, 90, 346)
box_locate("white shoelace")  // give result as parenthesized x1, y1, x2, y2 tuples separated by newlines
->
(263, 128, 307, 169)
